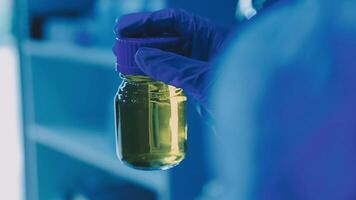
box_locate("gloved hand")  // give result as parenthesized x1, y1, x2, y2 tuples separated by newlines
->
(114, 8, 230, 108)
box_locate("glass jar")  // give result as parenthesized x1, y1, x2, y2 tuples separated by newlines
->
(115, 74, 187, 170)
(113, 36, 189, 170)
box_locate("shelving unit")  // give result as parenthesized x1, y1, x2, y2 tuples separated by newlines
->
(19, 40, 168, 198)
(23, 40, 114, 69)
(19, 36, 171, 199)
(28, 124, 169, 194)
(18, 38, 170, 199)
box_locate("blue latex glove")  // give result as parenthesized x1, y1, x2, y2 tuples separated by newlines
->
(114, 9, 230, 108)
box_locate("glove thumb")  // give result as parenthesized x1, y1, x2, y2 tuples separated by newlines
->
(135, 47, 210, 102)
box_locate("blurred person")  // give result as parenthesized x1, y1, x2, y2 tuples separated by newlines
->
(114, 0, 356, 199)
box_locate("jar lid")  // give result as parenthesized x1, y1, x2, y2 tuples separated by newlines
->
(113, 36, 189, 75)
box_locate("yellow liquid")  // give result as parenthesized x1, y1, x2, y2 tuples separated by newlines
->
(115, 76, 187, 170)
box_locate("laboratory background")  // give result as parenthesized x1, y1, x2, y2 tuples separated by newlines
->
(1, 0, 236, 199)
(2, 0, 356, 200)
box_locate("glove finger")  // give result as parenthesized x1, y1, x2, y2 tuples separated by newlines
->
(135, 47, 210, 101)
(115, 8, 199, 38)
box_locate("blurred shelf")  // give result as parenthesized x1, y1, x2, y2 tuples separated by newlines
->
(22, 40, 114, 69)
(28, 124, 169, 195)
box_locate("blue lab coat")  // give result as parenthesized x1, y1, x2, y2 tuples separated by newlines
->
(209, 0, 356, 199)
